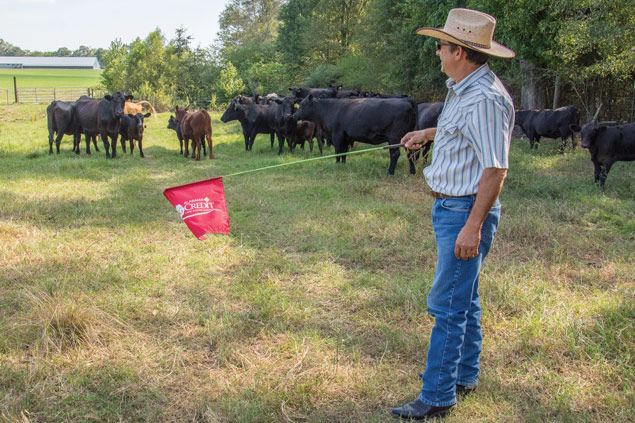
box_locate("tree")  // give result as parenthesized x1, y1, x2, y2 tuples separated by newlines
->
(0, 39, 26, 56)
(217, 62, 246, 101)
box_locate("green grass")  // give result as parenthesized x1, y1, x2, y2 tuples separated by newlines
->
(0, 69, 102, 103)
(0, 103, 633, 422)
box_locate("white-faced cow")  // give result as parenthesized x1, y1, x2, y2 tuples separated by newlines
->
(293, 95, 418, 174)
(74, 92, 131, 157)
(515, 106, 580, 153)
(119, 112, 151, 157)
(571, 123, 635, 188)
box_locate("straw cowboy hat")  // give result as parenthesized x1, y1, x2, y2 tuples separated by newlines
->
(417, 8, 515, 59)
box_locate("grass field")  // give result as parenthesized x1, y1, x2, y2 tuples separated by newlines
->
(0, 69, 102, 103)
(0, 103, 633, 422)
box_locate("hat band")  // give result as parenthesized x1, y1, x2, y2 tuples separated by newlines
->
(455, 38, 490, 49)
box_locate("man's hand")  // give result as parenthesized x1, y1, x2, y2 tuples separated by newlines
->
(401, 128, 437, 150)
(455, 224, 481, 260)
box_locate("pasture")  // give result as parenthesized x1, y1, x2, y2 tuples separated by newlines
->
(0, 69, 102, 103)
(0, 103, 633, 422)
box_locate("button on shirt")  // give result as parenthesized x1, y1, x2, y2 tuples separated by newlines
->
(423, 64, 514, 197)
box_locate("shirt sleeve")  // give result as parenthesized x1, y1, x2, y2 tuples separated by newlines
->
(462, 98, 512, 169)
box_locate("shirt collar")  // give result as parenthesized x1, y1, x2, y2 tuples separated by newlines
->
(445, 64, 490, 96)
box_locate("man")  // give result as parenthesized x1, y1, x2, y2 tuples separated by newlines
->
(392, 8, 515, 420)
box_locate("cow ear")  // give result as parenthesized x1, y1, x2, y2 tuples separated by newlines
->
(274, 98, 283, 104)
(144, 112, 152, 118)
(288, 88, 293, 92)
(128, 114, 136, 118)
(294, 98, 302, 104)
(570, 124, 581, 132)
(104, 95, 113, 101)
(125, 95, 134, 101)
(308, 94, 314, 101)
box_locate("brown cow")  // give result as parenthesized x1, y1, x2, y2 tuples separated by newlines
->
(124, 101, 157, 117)
(294, 121, 322, 153)
(175, 106, 213, 160)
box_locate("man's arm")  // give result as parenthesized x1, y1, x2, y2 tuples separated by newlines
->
(401, 128, 437, 149)
(454, 167, 507, 260)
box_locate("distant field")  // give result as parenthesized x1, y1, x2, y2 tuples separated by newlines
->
(0, 68, 102, 103)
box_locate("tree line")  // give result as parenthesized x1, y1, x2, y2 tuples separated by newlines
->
(0, 39, 108, 65)
(10, 0, 632, 121)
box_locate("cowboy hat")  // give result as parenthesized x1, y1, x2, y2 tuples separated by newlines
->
(417, 8, 515, 59)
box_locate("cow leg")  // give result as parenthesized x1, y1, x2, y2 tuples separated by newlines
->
(184, 137, 190, 157)
(101, 132, 111, 158)
(138, 138, 144, 158)
(74, 132, 81, 155)
(111, 134, 118, 158)
(388, 146, 401, 175)
(277, 132, 285, 155)
(92, 135, 100, 152)
(407, 149, 419, 175)
(201, 137, 207, 156)
(121, 137, 127, 153)
(559, 137, 566, 154)
(54, 132, 64, 154)
(129, 138, 135, 155)
(308, 138, 313, 152)
(600, 161, 614, 188)
(270, 133, 275, 149)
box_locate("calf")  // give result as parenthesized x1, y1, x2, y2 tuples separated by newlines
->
(167, 115, 184, 154)
(515, 106, 580, 153)
(119, 112, 151, 157)
(294, 121, 319, 153)
(175, 106, 213, 161)
(572, 123, 635, 188)
(293, 95, 417, 174)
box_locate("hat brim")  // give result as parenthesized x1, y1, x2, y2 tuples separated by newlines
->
(417, 27, 515, 59)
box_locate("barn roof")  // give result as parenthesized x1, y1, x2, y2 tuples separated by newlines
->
(0, 56, 101, 69)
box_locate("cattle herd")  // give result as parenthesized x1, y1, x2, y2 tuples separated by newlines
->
(46, 86, 633, 188)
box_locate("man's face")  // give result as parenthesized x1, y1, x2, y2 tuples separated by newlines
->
(436, 41, 455, 76)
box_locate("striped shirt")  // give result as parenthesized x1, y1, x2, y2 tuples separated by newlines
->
(423, 64, 514, 196)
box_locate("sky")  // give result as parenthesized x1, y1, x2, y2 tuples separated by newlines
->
(1, 0, 231, 52)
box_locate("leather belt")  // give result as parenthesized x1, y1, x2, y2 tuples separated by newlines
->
(430, 190, 476, 199)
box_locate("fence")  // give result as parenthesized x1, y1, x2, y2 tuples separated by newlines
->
(14, 87, 105, 104)
(0, 88, 8, 105)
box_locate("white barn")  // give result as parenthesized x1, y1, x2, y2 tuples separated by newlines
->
(0, 56, 101, 70)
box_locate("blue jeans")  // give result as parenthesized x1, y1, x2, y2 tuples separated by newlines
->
(419, 196, 500, 407)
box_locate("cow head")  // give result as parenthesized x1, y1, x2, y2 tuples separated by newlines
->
(276, 97, 301, 124)
(105, 91, 127, 117)
(293, 94, 317, 121)
(579, 123, 606, 149)
(221, 98, 241, 123)
(127, 112, 150, 140)
(174, 105, 189, 123)
(167, 115, 178, 130)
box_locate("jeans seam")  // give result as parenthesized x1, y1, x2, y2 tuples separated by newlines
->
(432, 259, 461, 400)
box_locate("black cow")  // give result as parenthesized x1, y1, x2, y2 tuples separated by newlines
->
(570, 123, 635, 188)
(289, 84, 341, 99)
(515, 106, 580, 153)
(336, 89, 361, 98)
(293, 95, 417, 174)
(119, 112, 151, 157)
(74, 92, 131, 157)
(167, 115, 184, 154)
(221, 96, 275, 151)
(268, 97, 302, 154)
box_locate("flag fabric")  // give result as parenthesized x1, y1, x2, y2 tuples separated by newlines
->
(163, 177, 230, 240)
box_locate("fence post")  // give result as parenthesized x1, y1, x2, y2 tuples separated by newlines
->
(13, 77, 18, 103)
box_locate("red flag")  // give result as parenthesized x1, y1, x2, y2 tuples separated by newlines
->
(163, 177, 230, 240)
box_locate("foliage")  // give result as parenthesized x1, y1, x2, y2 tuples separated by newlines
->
(217, 61, 246, 101)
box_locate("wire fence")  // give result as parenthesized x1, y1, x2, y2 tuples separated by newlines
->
(13, 87, 105, 104)
(0, 88, 9, 105)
